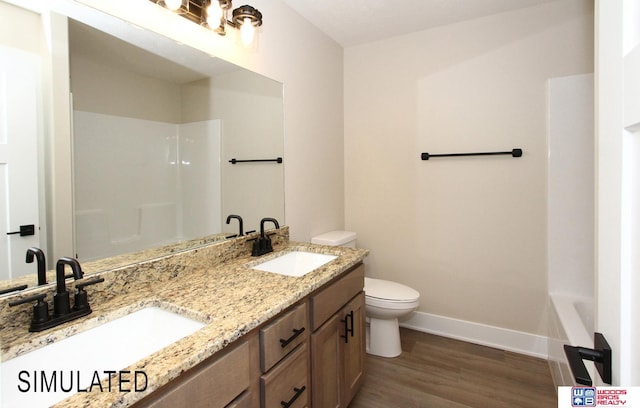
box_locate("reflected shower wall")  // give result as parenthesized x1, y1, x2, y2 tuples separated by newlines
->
(547, 73, 594, 298)
(73, 111, 221, 261)
(547, 73, 595, 387)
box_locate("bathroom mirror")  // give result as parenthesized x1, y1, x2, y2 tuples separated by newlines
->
(0, 5, 284, 294)
(69, 19, 284, 262)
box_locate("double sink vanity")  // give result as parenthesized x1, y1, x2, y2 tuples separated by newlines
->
(0, 227, 368, 407)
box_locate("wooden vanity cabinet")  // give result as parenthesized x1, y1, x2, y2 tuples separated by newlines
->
(133, 333, 260, 408)
(310, 264, 366, 408)
(132, 263, 366, 408)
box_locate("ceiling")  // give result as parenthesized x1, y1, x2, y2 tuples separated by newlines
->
(279, 0, 561, 47)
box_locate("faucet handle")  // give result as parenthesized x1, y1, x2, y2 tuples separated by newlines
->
(9, 293, 50, 326)
(73, 277, 104, 312)
(8, 292, 46, 307)
(251, 237, 263, 256)
(75, 276, 105, 290)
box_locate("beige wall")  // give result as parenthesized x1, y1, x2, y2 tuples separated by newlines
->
(345, 0, 594, 336)
(70, 54, 183, 122)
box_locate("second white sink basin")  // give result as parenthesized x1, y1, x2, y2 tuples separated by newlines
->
(1, 306, 205, 408)
(251, 251, 338, 277)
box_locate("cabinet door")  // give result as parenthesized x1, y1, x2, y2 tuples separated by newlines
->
(341, 292, 366, 406)
(135, 339, 253, 408)
(310, 313, 342, 408)
(310, 264, 364, 330)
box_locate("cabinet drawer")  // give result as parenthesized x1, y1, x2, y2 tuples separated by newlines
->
(224, 390, 251, 408)
(260, 302, 308, 373)
(310, 263, 364, 330)
(261, 343, 309, 408)
(136, 338, 253, 408)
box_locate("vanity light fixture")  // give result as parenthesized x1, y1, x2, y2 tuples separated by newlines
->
(161, 0, 188, 12)
(151, 0, 263, 46)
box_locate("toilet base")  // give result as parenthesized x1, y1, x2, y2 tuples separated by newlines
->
(366, 316, 402, 358)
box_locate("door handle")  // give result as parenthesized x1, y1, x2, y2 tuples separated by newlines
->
(6, 224, 35, 236)
(564, 332, 612, 386)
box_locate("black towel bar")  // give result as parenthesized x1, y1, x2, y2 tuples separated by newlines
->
(421, 148, 522, 160)
(229, 157, 283, 164)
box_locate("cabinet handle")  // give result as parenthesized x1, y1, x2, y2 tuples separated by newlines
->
(279, 327, 305, 348)
(340, 311, 354, 344)
(347, 310, 355, 337)
(280, 385, 306, 408)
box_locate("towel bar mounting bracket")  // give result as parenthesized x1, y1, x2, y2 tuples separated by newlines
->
(564, 332, 612, 386)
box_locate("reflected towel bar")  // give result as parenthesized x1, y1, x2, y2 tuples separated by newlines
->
(0, 284, 28, 295)
(421, 148, 522, 160)
(229, 157, 283, 164)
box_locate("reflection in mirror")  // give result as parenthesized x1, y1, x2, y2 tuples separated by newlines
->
(0, 7, 284, 295)
(69, 19, 284, 263)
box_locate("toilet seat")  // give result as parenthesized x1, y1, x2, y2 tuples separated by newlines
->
(366, 296, 419, 310)
(364, 277, 420, 304)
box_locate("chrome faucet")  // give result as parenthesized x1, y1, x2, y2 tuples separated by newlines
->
(251, 218, 280, 256)
(26, 247, 47, 286)
(9, 257, 103, 332)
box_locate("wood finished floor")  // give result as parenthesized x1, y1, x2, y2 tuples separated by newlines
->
(349, 328, 557, 408)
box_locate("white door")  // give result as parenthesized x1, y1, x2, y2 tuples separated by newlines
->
(595, 0, 640, 386)
(0, 45, 42, 281)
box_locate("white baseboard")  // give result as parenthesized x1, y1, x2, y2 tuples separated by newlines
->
(400, 311, 549, 359)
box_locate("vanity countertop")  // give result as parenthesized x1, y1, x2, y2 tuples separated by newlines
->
(0, 233, 368, 408)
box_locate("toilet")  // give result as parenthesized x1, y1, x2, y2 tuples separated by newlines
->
(311, 231, 420, 358)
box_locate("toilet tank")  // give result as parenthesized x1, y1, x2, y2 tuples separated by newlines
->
(311, 231, 357, 248)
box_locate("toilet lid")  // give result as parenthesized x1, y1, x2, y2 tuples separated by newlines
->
(364, 277, 420, 302)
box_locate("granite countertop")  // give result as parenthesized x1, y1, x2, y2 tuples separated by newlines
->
(0, 231, 368, 408)
(0, 232, 230, 294)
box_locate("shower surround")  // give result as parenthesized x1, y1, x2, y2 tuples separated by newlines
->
(73, 111, 221, 261)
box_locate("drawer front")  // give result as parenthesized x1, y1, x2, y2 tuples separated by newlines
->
(261, 343, 309, 408)
(224, 390, 251, 408)
(260, 302, 308, 373)
(310, 263, 364, 330)
(138, 338, 252, 408)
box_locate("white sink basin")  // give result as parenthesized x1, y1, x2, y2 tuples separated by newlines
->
(1, 306, 205, 408)
(251, 251, 338, 277)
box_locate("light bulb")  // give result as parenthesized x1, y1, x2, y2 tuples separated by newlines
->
(163, 0, 182, 11)
(240, 17, 255, 46)
(207, 2, 223, 25)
